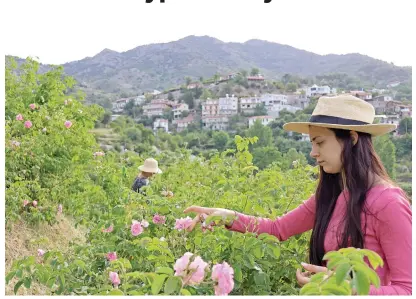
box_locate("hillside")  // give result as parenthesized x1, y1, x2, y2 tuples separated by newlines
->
(8, 35, 412, 101)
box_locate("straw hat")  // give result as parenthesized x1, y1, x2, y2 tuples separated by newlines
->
(138, 158, 162, 174)
(283, 95, 397, 136)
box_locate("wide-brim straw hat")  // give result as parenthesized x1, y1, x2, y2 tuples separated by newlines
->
(138, 158, 162, 174)
(283, 95, 397, 136)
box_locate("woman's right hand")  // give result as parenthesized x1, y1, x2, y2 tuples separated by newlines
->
(183, 206, 236, 232)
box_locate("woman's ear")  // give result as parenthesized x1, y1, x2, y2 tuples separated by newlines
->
(350, 131, 358, 146)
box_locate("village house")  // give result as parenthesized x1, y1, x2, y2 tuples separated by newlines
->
(153, 118, 169, 132)
(240, 96, 262, 114)
(201, 99, 219, 117)
(218, 94, 238, 116)
(248, 115, 275, 127)
(202, 115, 229, 130)
(143, 99, 174, 117)
(306, 85, 331, 97)
(247, 74, 265, 81)
(286, 94, 310, 109)
(112, 97, 134, 113)
(172, 103, 189, 119)
(350, 90, 372, 100)
(175, 114, 195, 132)
(260, 93, 288, 105)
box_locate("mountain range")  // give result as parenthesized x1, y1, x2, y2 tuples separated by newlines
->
(8, 35, 412, 100)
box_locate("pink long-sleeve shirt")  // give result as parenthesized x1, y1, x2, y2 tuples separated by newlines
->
(227, 185, 412, 295)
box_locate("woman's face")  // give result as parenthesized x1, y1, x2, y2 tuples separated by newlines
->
(308, 126, 344, 174)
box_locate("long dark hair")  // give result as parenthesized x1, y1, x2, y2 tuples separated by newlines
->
(309, 128, 392, 266)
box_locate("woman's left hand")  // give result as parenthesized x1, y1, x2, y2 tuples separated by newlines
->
(296, 262, 329, 287)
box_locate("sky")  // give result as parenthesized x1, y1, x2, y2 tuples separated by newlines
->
(2, 0, 414, 67)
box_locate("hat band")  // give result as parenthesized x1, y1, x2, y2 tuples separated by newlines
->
(309, 115, 370, 125)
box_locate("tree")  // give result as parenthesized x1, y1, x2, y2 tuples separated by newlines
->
(201, 88, 213, 100)
(213, 131, 229, 151)
(168, 92, 174, 101)
(286, 82, 298, 92)
(253, 103, 268, 116)
(185, 77, 192, 86)
(250, 68, 260, 76)
(246, 120, 273, 148)
(374, 135, 396, 179)
(398, 117, 412, 135)
(252, 146, 282, 169)
(101, 111, 112, 126)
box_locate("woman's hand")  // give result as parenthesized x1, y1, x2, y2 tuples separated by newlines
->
(183, 206, 236, 232)
(296, 262, 329, 287)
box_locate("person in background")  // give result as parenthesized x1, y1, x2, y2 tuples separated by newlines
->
(131, 158, 162, 194)
(183, 95, 412, 295)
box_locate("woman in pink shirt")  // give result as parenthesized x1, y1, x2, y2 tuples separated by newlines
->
(184, 95, 412, 295)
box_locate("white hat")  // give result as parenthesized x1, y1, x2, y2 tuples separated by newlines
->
(138, 158, 162, 174)
(283, 95, 396, 136)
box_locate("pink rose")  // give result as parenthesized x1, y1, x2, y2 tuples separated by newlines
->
(64, 121, 72, 128)
(23, 200, 29, 207)
(24, 120, 32, 128)
(102, 225, 114, 233)
(212, 262, 234, 296)
(153, 214, 166, 225)
(32, 200, 38, 207)
(109, 271, 120, 287)
(29, 103, 36, 110)
(106, 252, 117, 261)
(16, 114, 24, 121)
(174, 252, 208, 286)
(174, 217, 193, 231)
(131, 220, 143, 236)
(140, 220, 149, 228)
(37, 249, 46, 257)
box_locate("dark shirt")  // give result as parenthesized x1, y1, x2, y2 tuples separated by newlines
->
(131, 176, 149, 194)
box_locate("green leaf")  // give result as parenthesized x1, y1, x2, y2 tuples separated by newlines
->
(352, 263, 380, 288)
(335, 263, 351, 285)
(180, 289, 192, 295)
(164, 276, 182, 295)
(267, 244, 280, 259)
(360, 249, 384, 269)
(23, 277, 32, 289)
(232, 265, 242, 282)
(5, 271, 16, 284)
(14, 280, 24, 295)
(151, 274, 168, 295)
(327, 256, 348, 270)
(354, 269, 370, 295)
(74, 260, 86, 269)
(155, 267, 174, 276)
(300, 282, 320, 295)
(16, 269, 23, 279)
(108, 289, 124, 295)
(253, 272, 267, 286)
(310, 272, 326, 283)
(323, 251, 343, 261)
(252, 246, 263, 259)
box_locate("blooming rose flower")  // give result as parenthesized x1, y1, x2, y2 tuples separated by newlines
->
(153, 214, 166, 225)
(174, 252, 208, 285)
(16, 114, 24, 121)
(106, 252, 117, 261)
(175, 217, 193, 231)
(29, 103, 36, 110)
(37, 249, 46, 257)
(109, 272, 120, 287)
(131, 220, 143, 236)
(140, 220, 149, 228)
(64, 121, 72, 128)
(212, 262, 234, 296)
(24, 121, 32, 128)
